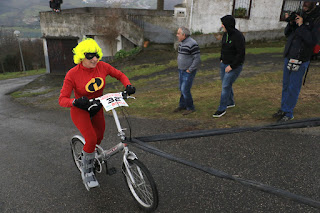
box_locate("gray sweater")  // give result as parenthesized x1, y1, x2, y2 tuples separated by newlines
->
(177, 36, 201, 72)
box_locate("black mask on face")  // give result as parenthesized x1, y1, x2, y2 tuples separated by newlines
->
(85, 53, 99, 60)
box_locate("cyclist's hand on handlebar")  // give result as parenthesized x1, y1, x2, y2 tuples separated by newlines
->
(73, 96, 90, 111)
(88, 99, 102, 117)
(124, 85, 136, 95)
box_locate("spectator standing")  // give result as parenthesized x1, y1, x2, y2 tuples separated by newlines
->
(49, 0, 63, 13)
(212, 15, 245, 118)
(174, 27, 201, 115)
(302, 2, 320, 60)
(273, 1, 318, 122)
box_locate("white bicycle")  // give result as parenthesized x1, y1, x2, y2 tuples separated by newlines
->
(70, 92, 159, 212)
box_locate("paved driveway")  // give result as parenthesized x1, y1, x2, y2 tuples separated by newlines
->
(1, 76, 320, 212)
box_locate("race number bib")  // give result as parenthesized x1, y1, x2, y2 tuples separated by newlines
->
(98, 93, 128, 111)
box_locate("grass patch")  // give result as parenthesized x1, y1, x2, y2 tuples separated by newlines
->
(11, 88, 55, 98)
(124, 69, 320, 128)
(200, 46, 283, 63)
(10, 42, 320, 129)
(246, 47, 284, 54)
(0, 69, 46, 80)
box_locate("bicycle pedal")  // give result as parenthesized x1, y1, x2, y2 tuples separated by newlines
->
(106, 167, 117, 175)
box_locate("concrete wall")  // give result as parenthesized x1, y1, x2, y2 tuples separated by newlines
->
(183, 0, 287, 41)
(40, 9, 145, 54)
(141, 15, 182, 43)
(40, 2, 289, 52)
(40, 7, 179, 48)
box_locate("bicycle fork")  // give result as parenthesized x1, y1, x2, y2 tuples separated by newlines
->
(123, 147, 139, 185)
(110, 108, 139, 184)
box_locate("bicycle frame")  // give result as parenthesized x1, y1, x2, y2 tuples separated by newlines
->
(89, 104, 138, 184)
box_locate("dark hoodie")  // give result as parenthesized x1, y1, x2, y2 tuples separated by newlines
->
(220, 15, 245, 69)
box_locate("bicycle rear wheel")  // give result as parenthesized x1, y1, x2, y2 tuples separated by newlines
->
(70, 137, 84, 172)
(122, 159, 159, 212)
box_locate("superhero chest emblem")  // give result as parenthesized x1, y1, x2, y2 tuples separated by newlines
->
(85, 77, 104, 93)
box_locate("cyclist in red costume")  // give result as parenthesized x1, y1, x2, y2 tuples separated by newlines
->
(59, 38, 135, 190)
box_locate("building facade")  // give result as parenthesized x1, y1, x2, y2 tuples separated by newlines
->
(40, 0, 296, 73)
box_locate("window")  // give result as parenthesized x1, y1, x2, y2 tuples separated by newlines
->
(232, 0, 252, 19)
(280, 0, 303, 21)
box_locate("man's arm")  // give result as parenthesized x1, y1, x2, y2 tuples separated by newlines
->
(187, 43, 201, 73)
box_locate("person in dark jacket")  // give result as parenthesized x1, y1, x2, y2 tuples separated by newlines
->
(302, 2, 320, 60)
(49, 0, 63, 12)
(273, 2, 316, 122)
(212, 15, 245, 118)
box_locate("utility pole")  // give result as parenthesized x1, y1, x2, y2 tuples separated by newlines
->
(13, 30, 26, 72)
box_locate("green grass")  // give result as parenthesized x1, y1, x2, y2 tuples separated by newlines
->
(199, 46, 284, 63)
(246, 47, 284, 54)
(11, 88, 55, 98)
(0, 69, 46, 80)
(124, 68, 320, 128)
(105, 60, 177, 84)
(10, 44, 320, 129)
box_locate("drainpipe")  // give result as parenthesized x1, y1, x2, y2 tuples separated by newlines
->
(43, 39, 50, 74)
(189, 0, 194, 32)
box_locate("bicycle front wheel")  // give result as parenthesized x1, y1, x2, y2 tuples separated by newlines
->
(122, 159, 159, 212)
(70, 137, 84, 172)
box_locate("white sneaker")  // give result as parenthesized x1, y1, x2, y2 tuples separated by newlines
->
(227, 104, 235, 108)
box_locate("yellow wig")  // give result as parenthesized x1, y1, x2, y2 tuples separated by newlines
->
(72, 38, 103, 64)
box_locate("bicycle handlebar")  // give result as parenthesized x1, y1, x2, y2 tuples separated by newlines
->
(90, 91, 135, 102)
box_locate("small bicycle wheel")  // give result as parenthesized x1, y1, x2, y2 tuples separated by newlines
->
(70, 137, 84, 172)
(122, 159, 159, 212)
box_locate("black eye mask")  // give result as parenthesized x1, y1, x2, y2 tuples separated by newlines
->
(85, 53, 99, 60)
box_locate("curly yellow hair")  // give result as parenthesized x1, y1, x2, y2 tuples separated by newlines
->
(72, 38, 103, 64)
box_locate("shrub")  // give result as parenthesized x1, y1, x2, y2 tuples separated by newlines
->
(114, 47, 142, 59)
(234, 7, 247, 18)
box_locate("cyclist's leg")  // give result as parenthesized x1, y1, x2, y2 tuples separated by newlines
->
(81, 150, 99, 190)
(71, 107, 99, 190)
(91, 109, 105, 146)
(71, 107, 97, 153)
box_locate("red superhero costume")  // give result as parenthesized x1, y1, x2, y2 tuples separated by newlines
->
(59, 61, 131, 153)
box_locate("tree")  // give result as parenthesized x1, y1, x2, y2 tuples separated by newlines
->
(0, 27, 45, 73)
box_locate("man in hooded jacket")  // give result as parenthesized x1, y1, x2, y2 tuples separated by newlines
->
(213, 15, 245, 118)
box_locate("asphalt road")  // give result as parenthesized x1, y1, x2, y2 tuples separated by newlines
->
(1, 76, 320, 213)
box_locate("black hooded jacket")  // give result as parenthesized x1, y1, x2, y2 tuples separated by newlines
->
(220, 15, 245, 69)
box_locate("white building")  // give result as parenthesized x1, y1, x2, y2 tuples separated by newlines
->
(173, 0, 301, 45)
(40, 0, 301, 73)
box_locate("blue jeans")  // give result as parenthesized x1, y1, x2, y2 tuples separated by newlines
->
(179, 69, 197, 110)
(218, 63, 243, 111)
(280, 58, 310, 118)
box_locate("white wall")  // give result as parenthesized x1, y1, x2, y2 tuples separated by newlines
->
(237, 0, 287, 32)
(185, 0, 287, 34)
(185, 0, 232, 33)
